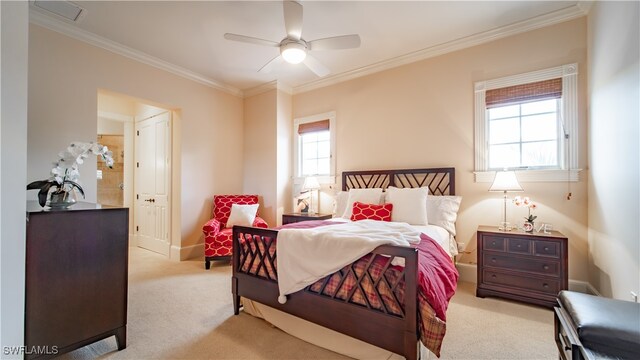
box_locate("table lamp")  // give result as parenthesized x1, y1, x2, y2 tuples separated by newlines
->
(302, 176, 321, 214)
(489, 170, 523, 231)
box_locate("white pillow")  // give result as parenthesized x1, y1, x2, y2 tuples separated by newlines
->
(335, 191, 386, 218)
(333, 191, 350, 218)
(342, 188, 384, 219)
(427, 195, 462, 236)
(384, 186, 429, 225)
(226, 204, 259, 228)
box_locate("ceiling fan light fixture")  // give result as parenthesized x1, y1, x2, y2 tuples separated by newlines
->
(281, 42, 307, 64)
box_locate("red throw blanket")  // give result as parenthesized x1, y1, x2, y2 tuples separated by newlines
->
(281, 220, 458, 321)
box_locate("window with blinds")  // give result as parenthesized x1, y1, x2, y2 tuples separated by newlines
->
(487, 78, 562, 170)
(294, 112, 336, 179)
(473, 64, 579, 182)
(298, 119, 330, 176)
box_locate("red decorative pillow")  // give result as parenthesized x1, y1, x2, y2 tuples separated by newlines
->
(350, 202, 393, 222)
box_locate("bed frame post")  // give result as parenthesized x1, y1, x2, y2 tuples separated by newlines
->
(232, 227, 240, 315)
(404, 249, 419, 360)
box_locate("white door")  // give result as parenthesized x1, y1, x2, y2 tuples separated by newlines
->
(135, 112, 171, 256)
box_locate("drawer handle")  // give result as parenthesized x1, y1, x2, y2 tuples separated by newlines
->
(544, 246, 550, 251)
(517, 244, 521, 248)
(543, 265, 550, 270)
(543, 283, 549, 288)
(491, 274, 497, 279)
(491, 258, 497, 263)
(491, 241, 496, 246)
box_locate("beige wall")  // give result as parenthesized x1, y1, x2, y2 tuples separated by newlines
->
(293, 18, 590, 282)
(276, 89, 293, 226)
(28, 25, 244, 257)
(1, 1, 29, 352)
(587, 2, 640, 299)
(97, 118, 125, 135)
(243, 89, 278, 226)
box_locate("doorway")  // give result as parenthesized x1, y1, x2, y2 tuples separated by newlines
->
(97, 134, 124, 206)
(97, 90, 175, 259)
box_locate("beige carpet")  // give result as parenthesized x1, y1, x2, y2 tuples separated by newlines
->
(60, 247, 557, 360)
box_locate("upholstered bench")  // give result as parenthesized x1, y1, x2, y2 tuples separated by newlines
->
(554, 290, 640, 360)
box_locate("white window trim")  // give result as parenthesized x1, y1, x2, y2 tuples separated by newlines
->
(293, 111, 336, 185)
(474, 63, 581, 182)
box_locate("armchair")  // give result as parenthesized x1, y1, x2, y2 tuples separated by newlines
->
(203, 195, 268, 269)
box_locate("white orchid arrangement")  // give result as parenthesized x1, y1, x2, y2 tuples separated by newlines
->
(513, 196, 538, 223)
(27, 142, 114, 207)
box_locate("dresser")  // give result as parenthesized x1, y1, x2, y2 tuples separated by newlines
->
(25, 202, 129, 359)
(282, 212, 332, 225)
(476, 225, 568, 308)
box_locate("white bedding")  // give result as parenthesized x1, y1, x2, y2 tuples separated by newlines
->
(277, 220, 422, 303)
(327, 218, 457, 258)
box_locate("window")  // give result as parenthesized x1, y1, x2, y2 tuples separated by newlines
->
(294, 111, 336, 182)
(474, 64, 580, 182)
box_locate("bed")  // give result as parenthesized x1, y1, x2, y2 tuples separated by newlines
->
(231, 168, 459, 359)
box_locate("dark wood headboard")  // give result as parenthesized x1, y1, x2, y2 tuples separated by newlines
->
(341, 167, 455, 196)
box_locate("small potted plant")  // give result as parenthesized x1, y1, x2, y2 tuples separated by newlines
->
(513, 196, 537, 232)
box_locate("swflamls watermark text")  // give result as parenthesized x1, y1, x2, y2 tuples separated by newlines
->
(3, 346, 59, 356)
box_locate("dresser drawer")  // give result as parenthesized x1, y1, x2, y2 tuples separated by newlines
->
(508, 238, 532, 254)
(535, 240, 560, 258)
(482, 235, 507, 252)
(483, 253, 560, 276)
(483, 269, 561, 295)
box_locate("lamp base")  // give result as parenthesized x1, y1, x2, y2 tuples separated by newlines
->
(498, 222, 513, 231)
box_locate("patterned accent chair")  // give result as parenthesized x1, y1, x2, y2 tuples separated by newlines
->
(202, 195, 268, 269)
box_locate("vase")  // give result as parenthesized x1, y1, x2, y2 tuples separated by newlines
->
(47, 190, 77, 209)
(523, 221, 534, 232)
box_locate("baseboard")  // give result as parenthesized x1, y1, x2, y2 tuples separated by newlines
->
(455, 262, 477, 283)
(454, 262, 600, 295)
(587, 283, 601, 296)
(570, 280, 601, 296)
(170, 243, 204, 261)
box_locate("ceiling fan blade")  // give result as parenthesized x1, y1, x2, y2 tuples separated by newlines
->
(224, 33, 279, 47)
(308, 34, 361, 51)
(283, 1, 303, 40)
(303, 55, 330, 77)
(259, 55, 284, 73)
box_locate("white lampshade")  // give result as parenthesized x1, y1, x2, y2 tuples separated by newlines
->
(302, 176, 321, 191)
(281, 43, 307, 64)
(489, 171, 523, 192)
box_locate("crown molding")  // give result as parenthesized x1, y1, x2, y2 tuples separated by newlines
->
(29, 9, 243, 98)
(576, 1, 594, 15)
(293, 4, 587, 95)
(277, 81, 293, 96)
(243, 80, 293, 98)
(29, 3, 588, 99)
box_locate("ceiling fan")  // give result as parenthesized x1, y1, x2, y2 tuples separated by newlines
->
(224, 1, 361, 77)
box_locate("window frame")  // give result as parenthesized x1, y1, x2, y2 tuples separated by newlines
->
(474, 63, 580, 182)
(293, 111, 336, 185)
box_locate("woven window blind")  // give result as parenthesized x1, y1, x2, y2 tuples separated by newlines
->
(486, 78, 562, 108)
(298, 119, 330, 134)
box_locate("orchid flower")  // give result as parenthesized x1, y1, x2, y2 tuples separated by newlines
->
(27, 141, 115, 207)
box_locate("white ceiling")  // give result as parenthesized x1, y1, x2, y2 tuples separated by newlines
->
(29, 1, 586, 95)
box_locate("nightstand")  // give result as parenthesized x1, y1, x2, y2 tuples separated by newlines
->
(476, 225, 568, 308)
(282, 212, 332, 225)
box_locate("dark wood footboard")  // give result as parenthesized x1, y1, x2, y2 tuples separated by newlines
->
(232, 225, 420, 360)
